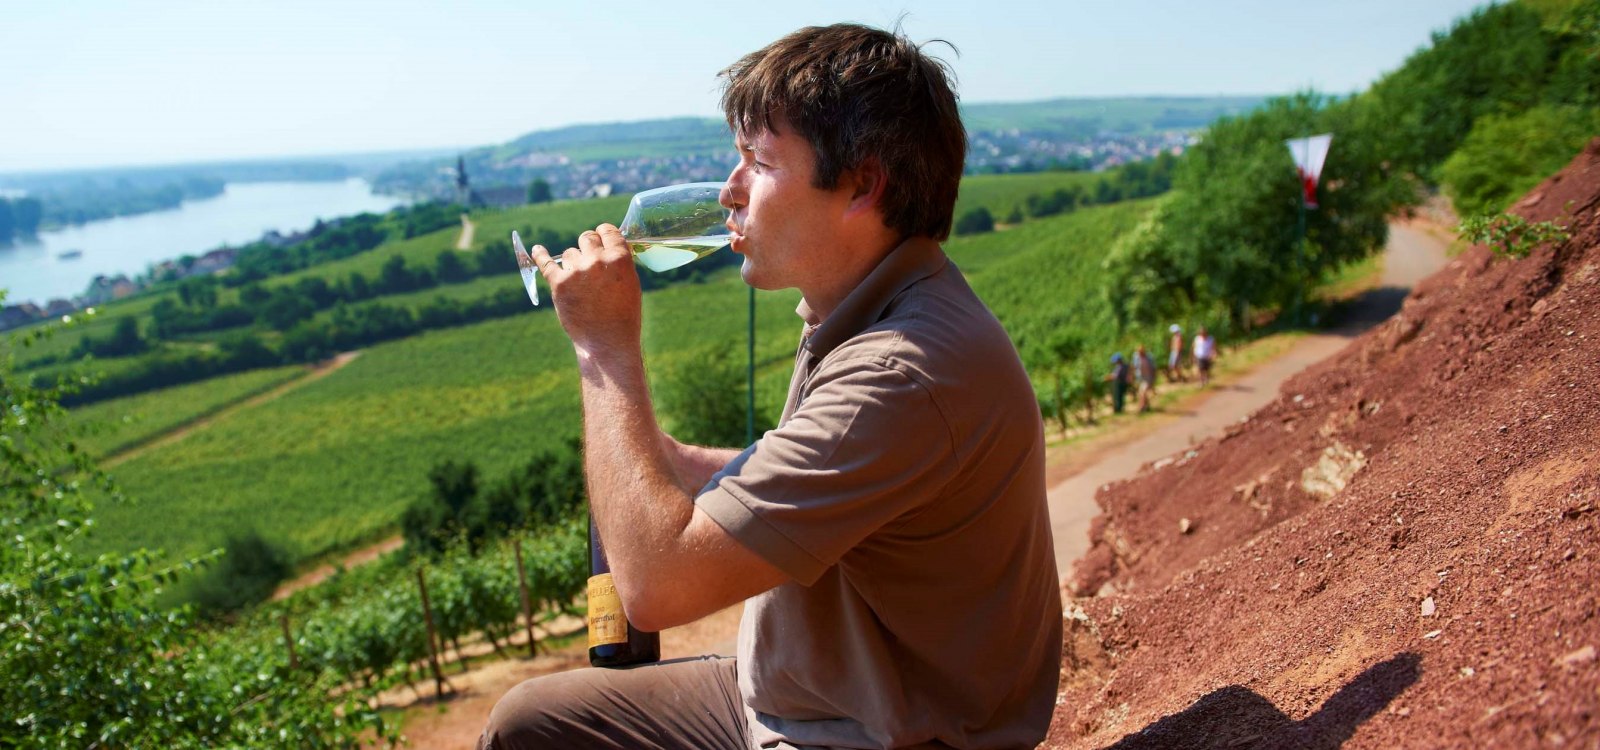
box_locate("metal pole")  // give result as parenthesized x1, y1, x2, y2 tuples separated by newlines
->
(1296, 195, 1307, 326)
(1296, 137, 1309, 327)
(746, 285, 756, 445)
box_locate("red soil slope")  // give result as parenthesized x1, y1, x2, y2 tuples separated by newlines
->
(1048, 140, 1600, 749)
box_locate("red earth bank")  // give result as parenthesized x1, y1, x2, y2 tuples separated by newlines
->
(1048, 140, 1600, 749)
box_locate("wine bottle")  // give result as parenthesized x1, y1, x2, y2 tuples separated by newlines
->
(587, 513, 660, 668)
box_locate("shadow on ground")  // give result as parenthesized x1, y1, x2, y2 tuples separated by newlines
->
(1103, 653, 1421, 750)
(1330, 285, 1413, 334)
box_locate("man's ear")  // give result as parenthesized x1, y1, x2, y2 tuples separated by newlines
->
(844, 157, 887, 217)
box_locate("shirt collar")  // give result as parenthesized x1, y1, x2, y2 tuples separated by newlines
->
(796, 236, 948, 361)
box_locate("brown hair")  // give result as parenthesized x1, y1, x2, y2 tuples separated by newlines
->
(719, 23, 966, 241)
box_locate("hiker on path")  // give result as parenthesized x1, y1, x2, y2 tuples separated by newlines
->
(1105, 353, 1132, 414)
(1167, 323, 1186, 382)
(1133, 344, 1158, 413)
(1194, 326, 1218, 388)
(479, 23, 1062, 750)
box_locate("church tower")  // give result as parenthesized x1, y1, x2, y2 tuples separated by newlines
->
(455, 156, 471, 206)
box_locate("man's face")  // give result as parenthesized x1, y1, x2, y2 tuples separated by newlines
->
(720, 124, 853, 292)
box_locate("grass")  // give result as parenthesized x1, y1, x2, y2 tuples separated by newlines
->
(64, 364, 307, 457)
(11, 294, 170, 368)
(1315, 252, 1386, 302)
(953, 171, 1103, 221)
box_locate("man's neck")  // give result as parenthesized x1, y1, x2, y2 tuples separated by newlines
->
(797, 232, 904, 324)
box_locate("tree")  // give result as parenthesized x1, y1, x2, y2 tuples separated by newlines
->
(1441, 105, 1600, 217)
(11, 197, 41, 235)
(1021, 329, 1084, 434)
(260, 290, 315, 331)
(238, 282, 271, 307)
(107, 316, 146, 356)
(177, 276, 219, 308)
(954, 207, 995, 236)
(1108, 92, 1409, 332)
(527, 178, 554, 204)
(480, 441, 586, 534)
(0, 311, 389, 746)
(403, 460, 486, 554)
(654, 342, 771, 447)
(188, 529, 292, 617)
(379, 254, 417, 293)
(219, 332, 279, 369)
(435, 249, 471, 283)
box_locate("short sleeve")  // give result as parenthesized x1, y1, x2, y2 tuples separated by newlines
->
(693, 357, 955, 585)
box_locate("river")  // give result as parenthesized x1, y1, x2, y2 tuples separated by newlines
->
(0, 178, 408, 306)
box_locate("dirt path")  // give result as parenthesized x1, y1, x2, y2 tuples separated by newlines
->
(104, 351, 363, 469)
(456, 213, 475, 251)
(272, 534, 404, 601)
(1045, 219, 1450, 578)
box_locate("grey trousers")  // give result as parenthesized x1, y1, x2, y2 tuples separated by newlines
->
(476, 655, 751, 750)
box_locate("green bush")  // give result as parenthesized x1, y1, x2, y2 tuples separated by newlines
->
(189, 529, 293, 616)
(954, 206, 996, 236)
(1441, 105, 1600, 216)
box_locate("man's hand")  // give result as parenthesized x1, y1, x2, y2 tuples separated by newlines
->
(531, 224, 642, 359)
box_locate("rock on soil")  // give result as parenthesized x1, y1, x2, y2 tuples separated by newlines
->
(1048, 139, 1600, 749)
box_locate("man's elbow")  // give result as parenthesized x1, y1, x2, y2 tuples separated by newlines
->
(615, 572, 688, 633)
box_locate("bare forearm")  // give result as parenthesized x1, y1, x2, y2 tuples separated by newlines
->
(578, 351, 693, 602)
(657, 432, 742, 491)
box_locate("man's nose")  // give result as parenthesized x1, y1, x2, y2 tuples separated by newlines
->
(720, 170, 744, 211)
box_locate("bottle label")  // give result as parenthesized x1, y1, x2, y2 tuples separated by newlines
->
(587, 573, 628, 647)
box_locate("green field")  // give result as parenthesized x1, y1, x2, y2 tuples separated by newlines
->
(64, 365, 307, 458)
(952, 171, 1103, 221)
(12, 293, 169, 367)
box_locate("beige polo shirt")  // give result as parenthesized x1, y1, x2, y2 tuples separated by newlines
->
(695, 237, 1062, 749)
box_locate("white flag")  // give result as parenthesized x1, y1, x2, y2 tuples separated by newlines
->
(1285, 133, 1333, 208)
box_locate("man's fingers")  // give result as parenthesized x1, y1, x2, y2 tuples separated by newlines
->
(529, 243, 564, 279)
(595, 224, 629, 261)
(577, 225, 629, 263)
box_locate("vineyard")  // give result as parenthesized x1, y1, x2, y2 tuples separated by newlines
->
(264, 517, 589, 699)
(63, 364, 307, 457)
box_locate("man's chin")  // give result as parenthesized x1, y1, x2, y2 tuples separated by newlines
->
(738, 258, 769, 289)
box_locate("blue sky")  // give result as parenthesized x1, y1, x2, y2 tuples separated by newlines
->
(0, 0, 1489, 173)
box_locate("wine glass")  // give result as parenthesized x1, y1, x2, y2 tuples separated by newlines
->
(513, 182, 731, 306)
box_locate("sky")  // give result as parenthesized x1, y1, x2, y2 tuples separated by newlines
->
(0, 0, 1490, 174)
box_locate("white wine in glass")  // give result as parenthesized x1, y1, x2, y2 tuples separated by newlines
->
(618, 182, 732, 272)
(512, 182, 731, 305)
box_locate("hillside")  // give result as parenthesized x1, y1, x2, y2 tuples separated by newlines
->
(1046, 141, 1600, 747)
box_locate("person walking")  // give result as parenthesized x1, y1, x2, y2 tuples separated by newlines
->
(1166, 323, 1186, 383)
(1105, 353, 1131, 414)
(1194, 326, 1218, 388)
(1132, 344, 1157, 413)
